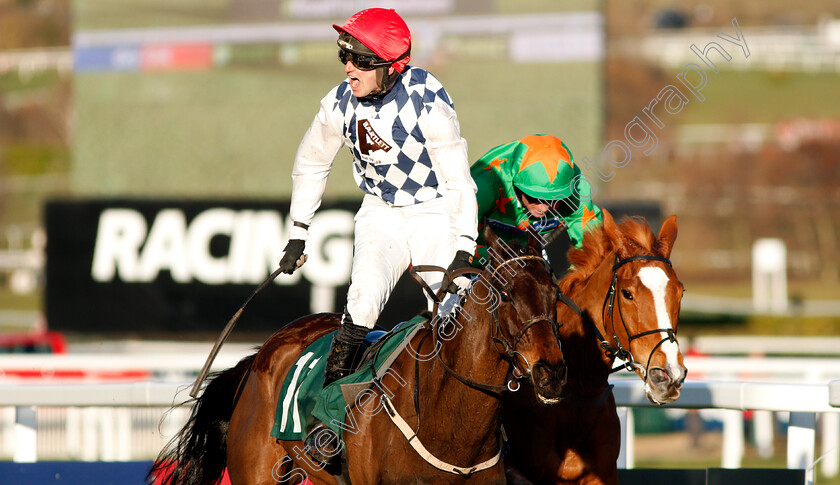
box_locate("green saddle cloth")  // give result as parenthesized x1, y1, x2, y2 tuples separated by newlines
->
(271, 314, 427, 441)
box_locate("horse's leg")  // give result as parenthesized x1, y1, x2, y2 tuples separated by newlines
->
(227, 383, 325, 484)
(503, 387, 565, 484)
(227, 324, 342, 484)
(576, 399, 621, 485)
(227, 370, 292, 485)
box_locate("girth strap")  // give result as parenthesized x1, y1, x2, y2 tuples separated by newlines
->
(380, 394, 502, 478)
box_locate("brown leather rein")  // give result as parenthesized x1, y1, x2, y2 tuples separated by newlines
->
(409, 254, 561, 397)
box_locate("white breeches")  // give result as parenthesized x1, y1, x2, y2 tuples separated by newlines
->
(345, 195, 455, 329)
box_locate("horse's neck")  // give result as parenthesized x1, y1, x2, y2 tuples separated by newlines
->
(422, 302, 505, 453)
(561, 255, 617, 394)
(439, 287, 510, 388)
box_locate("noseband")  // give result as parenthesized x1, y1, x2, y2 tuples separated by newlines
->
(598, 254, 677, 375)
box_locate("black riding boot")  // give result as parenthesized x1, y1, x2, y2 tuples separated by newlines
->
(323, 312, 368, 387)
(305, 314, 367, 468)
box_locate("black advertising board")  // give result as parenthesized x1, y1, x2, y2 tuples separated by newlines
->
(44, 199, 427, 336)
(44, 198, 661, 336)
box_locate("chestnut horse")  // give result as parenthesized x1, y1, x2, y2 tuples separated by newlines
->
(501, 210, 687, 485)
(151, 228, 566, 485)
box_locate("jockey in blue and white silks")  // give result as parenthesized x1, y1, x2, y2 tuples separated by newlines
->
(278, 8, 477, 386)
(330, 66, 463, 207)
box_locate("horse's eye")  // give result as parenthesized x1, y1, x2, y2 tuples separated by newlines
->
(621, 289, 633, 300)
(499, 291, 510, 302)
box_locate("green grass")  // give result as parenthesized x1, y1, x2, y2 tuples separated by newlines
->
(73, 0, 603, 30)
(73, 63, 353, 198)
(673, 70, 840, 124)
(3, 144, 71, 175)
(494, 0, 600, 14)
(0, 289, 39, 313)
(1, 144, 71, 225)
(73, 59, 603, 199)
(74, 0, 229, 30)
(0, 71, 62, 93)
(686, 280, 840, 301)
(677, 313, 840, 339)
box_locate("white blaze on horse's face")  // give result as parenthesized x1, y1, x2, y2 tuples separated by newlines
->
(637, 266, 681, 377)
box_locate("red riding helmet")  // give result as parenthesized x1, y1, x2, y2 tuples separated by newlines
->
(333, 8, 411, 73)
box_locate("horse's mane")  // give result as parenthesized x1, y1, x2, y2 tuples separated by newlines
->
(559, 216, 659, 294)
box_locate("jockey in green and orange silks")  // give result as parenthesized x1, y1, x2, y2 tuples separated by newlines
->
(470, 134, 602, 266)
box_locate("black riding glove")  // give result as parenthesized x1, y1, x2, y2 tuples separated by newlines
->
(278, 239, 307, 274)
(445, 250, 474, 293)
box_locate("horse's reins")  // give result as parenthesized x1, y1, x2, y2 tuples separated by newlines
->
(409, 264, 509, 397)
(596, 254, 676, 375)
(432, 309, 558, 397)
(383, 253, 559, 477)
(425, 254, 561, 396)
(486, 255, 561, 388)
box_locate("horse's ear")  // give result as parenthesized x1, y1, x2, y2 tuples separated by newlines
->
(657, 215, 678, 258)
(601, 209, 625, 257)
(601, 208, 615, 230)
(527, 227, 542, 255)
(482, 225, 501, 264)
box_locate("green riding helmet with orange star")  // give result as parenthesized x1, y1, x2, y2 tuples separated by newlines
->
(470, 134, 602, 266)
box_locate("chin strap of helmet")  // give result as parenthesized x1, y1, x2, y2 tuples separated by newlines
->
(358, 75, 393, 102)
(363, 47, 411, 100)
(362, 68, 397, 100)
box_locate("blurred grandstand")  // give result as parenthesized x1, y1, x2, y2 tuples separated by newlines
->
(0, 0, 838, 336)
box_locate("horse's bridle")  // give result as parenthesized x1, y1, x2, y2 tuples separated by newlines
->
(381, 252, 561, 478)
(434, 254, 561, 396)
(595, 254, 677, 375)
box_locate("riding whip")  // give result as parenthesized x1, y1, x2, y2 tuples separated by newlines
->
(189, 256, 305, 398)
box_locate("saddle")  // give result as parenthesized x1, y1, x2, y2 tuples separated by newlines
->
(270, 313, 429, 441)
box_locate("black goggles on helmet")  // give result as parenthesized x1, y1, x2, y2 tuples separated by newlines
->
(337, 48, 394, 71)
(515, 187, 573, 214)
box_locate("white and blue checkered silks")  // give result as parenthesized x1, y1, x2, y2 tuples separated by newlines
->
(332, 67, 455, 207)
(287, 64, 478, 254)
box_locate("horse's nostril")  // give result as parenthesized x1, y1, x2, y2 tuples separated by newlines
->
(533, 364, 551, 386)
(649, 368, 670, 387)
(533, 360, 566, 388)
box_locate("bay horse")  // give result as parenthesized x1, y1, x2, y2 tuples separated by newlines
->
(150, 228, 566, 485)
(501, 210, 687, 485)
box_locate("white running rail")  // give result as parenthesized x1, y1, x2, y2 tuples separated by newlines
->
(2, 378, 840, 485)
